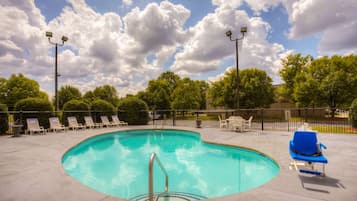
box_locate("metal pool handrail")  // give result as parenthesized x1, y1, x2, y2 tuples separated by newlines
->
(148, 152, 169, 201)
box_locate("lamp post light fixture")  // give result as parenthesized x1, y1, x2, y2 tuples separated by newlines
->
(226, 26, 247, 110)
(46, 31, 68, 112)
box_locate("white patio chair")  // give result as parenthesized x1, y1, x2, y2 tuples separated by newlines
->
(100, 116, 116, 127)
(49, 117, 68, 132)
(26, 118, 46, 135)
(67, 116, 86, 130)
(243, 116, 253, 131)
(112, 115, 128, 126)
(218, 115, 228, 128)
(84, 116, 102, 128)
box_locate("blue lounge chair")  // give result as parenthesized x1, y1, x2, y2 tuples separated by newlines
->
(289, 131, 328, 176)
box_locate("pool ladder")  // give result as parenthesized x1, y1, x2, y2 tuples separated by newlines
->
(149, 152, 169, 201)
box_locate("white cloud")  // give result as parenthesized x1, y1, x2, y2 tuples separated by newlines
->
(212, 0, 243, 8)
(0, 2, 51, 81)
(123, 0, 133, 6)
(1, 0, 46, 28)
(172, 5, 287, 82)
(285, 0, 357, 53)
(8, 0, 348, 98)
(124, 1, 190, 54)
(245, 0, 281, 14)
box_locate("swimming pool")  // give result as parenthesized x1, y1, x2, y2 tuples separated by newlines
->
(62, 129, 279, 199)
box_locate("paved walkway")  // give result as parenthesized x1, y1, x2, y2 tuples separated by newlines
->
(0, 126, 356, 201)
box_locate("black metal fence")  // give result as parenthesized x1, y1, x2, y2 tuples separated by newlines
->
(150, 108, 356, 134)
(0, 107, 356, 134)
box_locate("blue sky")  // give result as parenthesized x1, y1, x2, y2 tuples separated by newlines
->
(1, 0, 356, 96)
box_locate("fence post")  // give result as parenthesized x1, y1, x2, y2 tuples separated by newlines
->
(19, 110, 23, 123)
(261, 108, 264, 131)
(173, 110, 176, 126)
(304, 108, 308, 122)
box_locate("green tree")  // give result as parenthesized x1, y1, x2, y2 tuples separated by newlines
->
(209, 69, 238, 108)
(14, 98, 53, 129)
(84, 85, 119, 106)
(117, 97, 149, 125)
(0, 104, 9, 134)
(145, 79, 171, 110)
(39, 91, 49, 101)
(4, 74, 41, 109)
(58, 85, 82, 109)
(0, 78, 7, 103)
(279, 54, 313, 102)
(195, 80, 209, 109)
(239, 68, 275, 108)
(171, 78, 201, 109)
(293, 55, 357, 111)
(350, 98, 357, 128)
(83, 91, 95, 103)
(62, 100, 89, 125)
(209, 68, 275, 109)
(90, 99, 115, 122)
(136, 90, 150, 106)
(157, 71, 181, 99)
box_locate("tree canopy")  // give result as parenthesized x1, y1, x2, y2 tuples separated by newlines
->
(84, 85, 119, 106)
(58, 85, 82, 109)
(171, 78, 201, 110)
(136, 71, 208, 110)
(279, 53, 313, 102)
(0, 74, 47, 109)
(280, 54, 357, 108)
(209, 68, 275, 109)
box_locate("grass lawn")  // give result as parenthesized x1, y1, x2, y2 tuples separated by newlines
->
(311, 125, 357, 134)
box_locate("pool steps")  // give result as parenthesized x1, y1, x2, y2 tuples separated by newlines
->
(130, 192, 207, 201)
(130, 152, 206, 201)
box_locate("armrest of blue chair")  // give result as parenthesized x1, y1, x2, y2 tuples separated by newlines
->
(289, 140, 294, 150)
(320, 143, 327, 149)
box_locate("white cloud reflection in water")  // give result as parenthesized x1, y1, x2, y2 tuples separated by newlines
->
(62, 130, 279, 199)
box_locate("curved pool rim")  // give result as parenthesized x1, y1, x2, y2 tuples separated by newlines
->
(61, 128, 281, 199)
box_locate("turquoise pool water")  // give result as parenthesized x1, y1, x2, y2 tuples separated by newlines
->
(62, 129, 279, 199)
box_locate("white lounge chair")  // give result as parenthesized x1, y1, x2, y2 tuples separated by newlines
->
(67, 116, 86, 130)
(218, 115, 228, 128)
(49, 117, 68, 132)
(112, 115, 128, 126)
(100, 116, 117, 127)
(84, 116, 102, 128)
(26, 118, 46, 135)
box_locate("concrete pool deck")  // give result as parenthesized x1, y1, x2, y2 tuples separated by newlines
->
(0, 126, 356, 201)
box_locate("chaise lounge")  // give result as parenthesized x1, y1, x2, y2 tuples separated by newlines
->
(26, 118, 47, 135)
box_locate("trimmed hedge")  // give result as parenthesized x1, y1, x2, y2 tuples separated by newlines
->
(14, 98, 53, 129)
(351, 98, 357, 128)
(117, 97, 149, 125)
(62, 100, 90, 126)
(90, 99, 115, 123)
(0, 104, 9, 134)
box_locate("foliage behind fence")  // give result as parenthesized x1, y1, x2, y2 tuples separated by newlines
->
(0, 107, 356, 134)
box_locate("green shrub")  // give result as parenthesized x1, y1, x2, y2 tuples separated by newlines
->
(117, 97, 149, 125)
(90, 99, 115, 123)
(62, 100, 89, 126)
(350, 98, 357, 128)
(0, 104, 9, 134)
(14, 98, 53, 129)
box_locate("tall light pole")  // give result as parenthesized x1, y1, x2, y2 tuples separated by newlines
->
(46, 31, 68, 113)
(226, 27, 247, 110)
